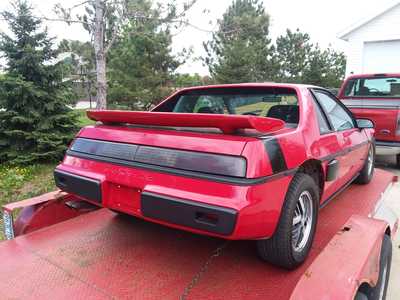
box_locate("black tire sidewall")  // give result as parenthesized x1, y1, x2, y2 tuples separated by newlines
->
(369, 235, 392, 300)
(356, 142, 375, 184)
(288, 175, 319, 263)
(256, 173, 320, 269)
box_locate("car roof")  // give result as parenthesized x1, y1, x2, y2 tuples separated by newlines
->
(176, 82, 321, 93)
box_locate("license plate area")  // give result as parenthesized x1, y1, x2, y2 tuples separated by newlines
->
(107, 184, 141, 213)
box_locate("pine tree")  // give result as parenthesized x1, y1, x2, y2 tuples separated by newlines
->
(275, 28, 346, 87)
(275, 29, 312, 82)
(0, 0, 79, 165)
(203, 0, 277, 83)
(302, 46, 346, 88)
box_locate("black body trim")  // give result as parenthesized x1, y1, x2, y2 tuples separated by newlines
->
(326, 159, 339, 182)
(319, 172, 360, 209)
(263, 138, 288, 173)
(66, 150, 297, 186)
(319, 141, 369, 162)
(141, 192, 237, 235)
(54, 169, 102, 203)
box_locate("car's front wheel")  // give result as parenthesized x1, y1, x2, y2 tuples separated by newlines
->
(257, 173, 319, 269)
(355, 142, 375, 184)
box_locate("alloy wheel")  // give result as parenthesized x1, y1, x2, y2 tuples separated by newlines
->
(292, 190, 314, 252)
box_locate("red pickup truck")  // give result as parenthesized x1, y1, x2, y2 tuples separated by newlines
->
(339, 73, 400, 167)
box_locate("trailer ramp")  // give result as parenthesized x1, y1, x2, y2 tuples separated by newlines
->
(0, 169, 395, 300)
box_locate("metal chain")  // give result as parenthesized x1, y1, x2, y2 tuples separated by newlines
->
(180, 241, 230, 300)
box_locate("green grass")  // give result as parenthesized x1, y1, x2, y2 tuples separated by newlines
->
(0, 109, 94, 241)
(0, 164, 57, 240)
(75, 109, 95, 127)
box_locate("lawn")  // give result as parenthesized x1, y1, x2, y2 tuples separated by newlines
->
(0, 109, 94, 241)
(76, 109, 96, 127)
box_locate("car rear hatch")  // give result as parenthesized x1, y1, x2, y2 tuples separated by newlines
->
(56, 111, 286, 194)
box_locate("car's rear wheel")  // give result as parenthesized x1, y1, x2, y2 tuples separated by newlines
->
(355, 143, 375, 184)
(257, 173, 319, 269)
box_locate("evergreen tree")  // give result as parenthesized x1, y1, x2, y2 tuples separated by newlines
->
(0, 0, 79, 165)
(302, 46, 346, 88)
(320, 47, 346, 88)
(275, 29, 312, 82)
(275, 28, 346, 87)
(107, 0, 182, 110)
(203, 0, 277, 83)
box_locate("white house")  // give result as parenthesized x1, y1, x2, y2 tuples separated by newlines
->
(338, 1, 400, 76)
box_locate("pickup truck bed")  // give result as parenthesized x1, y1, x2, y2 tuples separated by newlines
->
(0, 169, 396, 300)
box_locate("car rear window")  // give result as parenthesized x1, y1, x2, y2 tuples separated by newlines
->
(344, 76, 400, 98)
(155, 87, 299, 126)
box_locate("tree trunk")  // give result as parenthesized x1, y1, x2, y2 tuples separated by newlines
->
(94, 0, 107, 110)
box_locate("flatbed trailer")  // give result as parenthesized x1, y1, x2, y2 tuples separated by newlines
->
(0, 169, 398, 300)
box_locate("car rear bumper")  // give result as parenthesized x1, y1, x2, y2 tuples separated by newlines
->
(375, 140, 400, 155)
(141, 192, 237, 235)
(55, 155, 293, 240)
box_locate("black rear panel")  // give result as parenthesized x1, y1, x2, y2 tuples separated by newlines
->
(54, 170, 102, 203)
(141, 192, 237, 235)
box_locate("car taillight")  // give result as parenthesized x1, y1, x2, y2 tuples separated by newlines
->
(70, 138, 247, 178)
(135, 146, 246, 177)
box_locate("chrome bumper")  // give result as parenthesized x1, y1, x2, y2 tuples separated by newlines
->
(376, 141, 400, 156)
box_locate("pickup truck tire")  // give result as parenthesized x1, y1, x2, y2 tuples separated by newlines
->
(355, 143, 375, 184)
(257, 173, 319, 269)
(356, 234, 392, 300)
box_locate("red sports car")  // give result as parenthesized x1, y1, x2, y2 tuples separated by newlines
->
(54, 83, 375, 269)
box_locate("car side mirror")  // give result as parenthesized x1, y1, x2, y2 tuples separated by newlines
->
(356, 118, 374, 129)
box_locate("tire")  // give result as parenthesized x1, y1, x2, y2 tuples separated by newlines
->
(355, 142, 375, 184)
(257, 173, 319, 269)
(396, 154, 400, 169)
(356, 235, 392, 300)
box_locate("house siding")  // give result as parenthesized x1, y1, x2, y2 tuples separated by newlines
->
(341, 4, 400, 76)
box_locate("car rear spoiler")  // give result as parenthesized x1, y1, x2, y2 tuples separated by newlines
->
(86, 110, 285, 134)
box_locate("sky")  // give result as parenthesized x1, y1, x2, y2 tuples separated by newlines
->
(0, 0, 399, 75)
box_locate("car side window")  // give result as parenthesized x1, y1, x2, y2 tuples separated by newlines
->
(314, 91, 355, 131)
(312, 99, 331, 134)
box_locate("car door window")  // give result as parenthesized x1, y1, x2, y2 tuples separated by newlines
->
(314, 91, 355, 131)
(312, 99, 331, 134)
